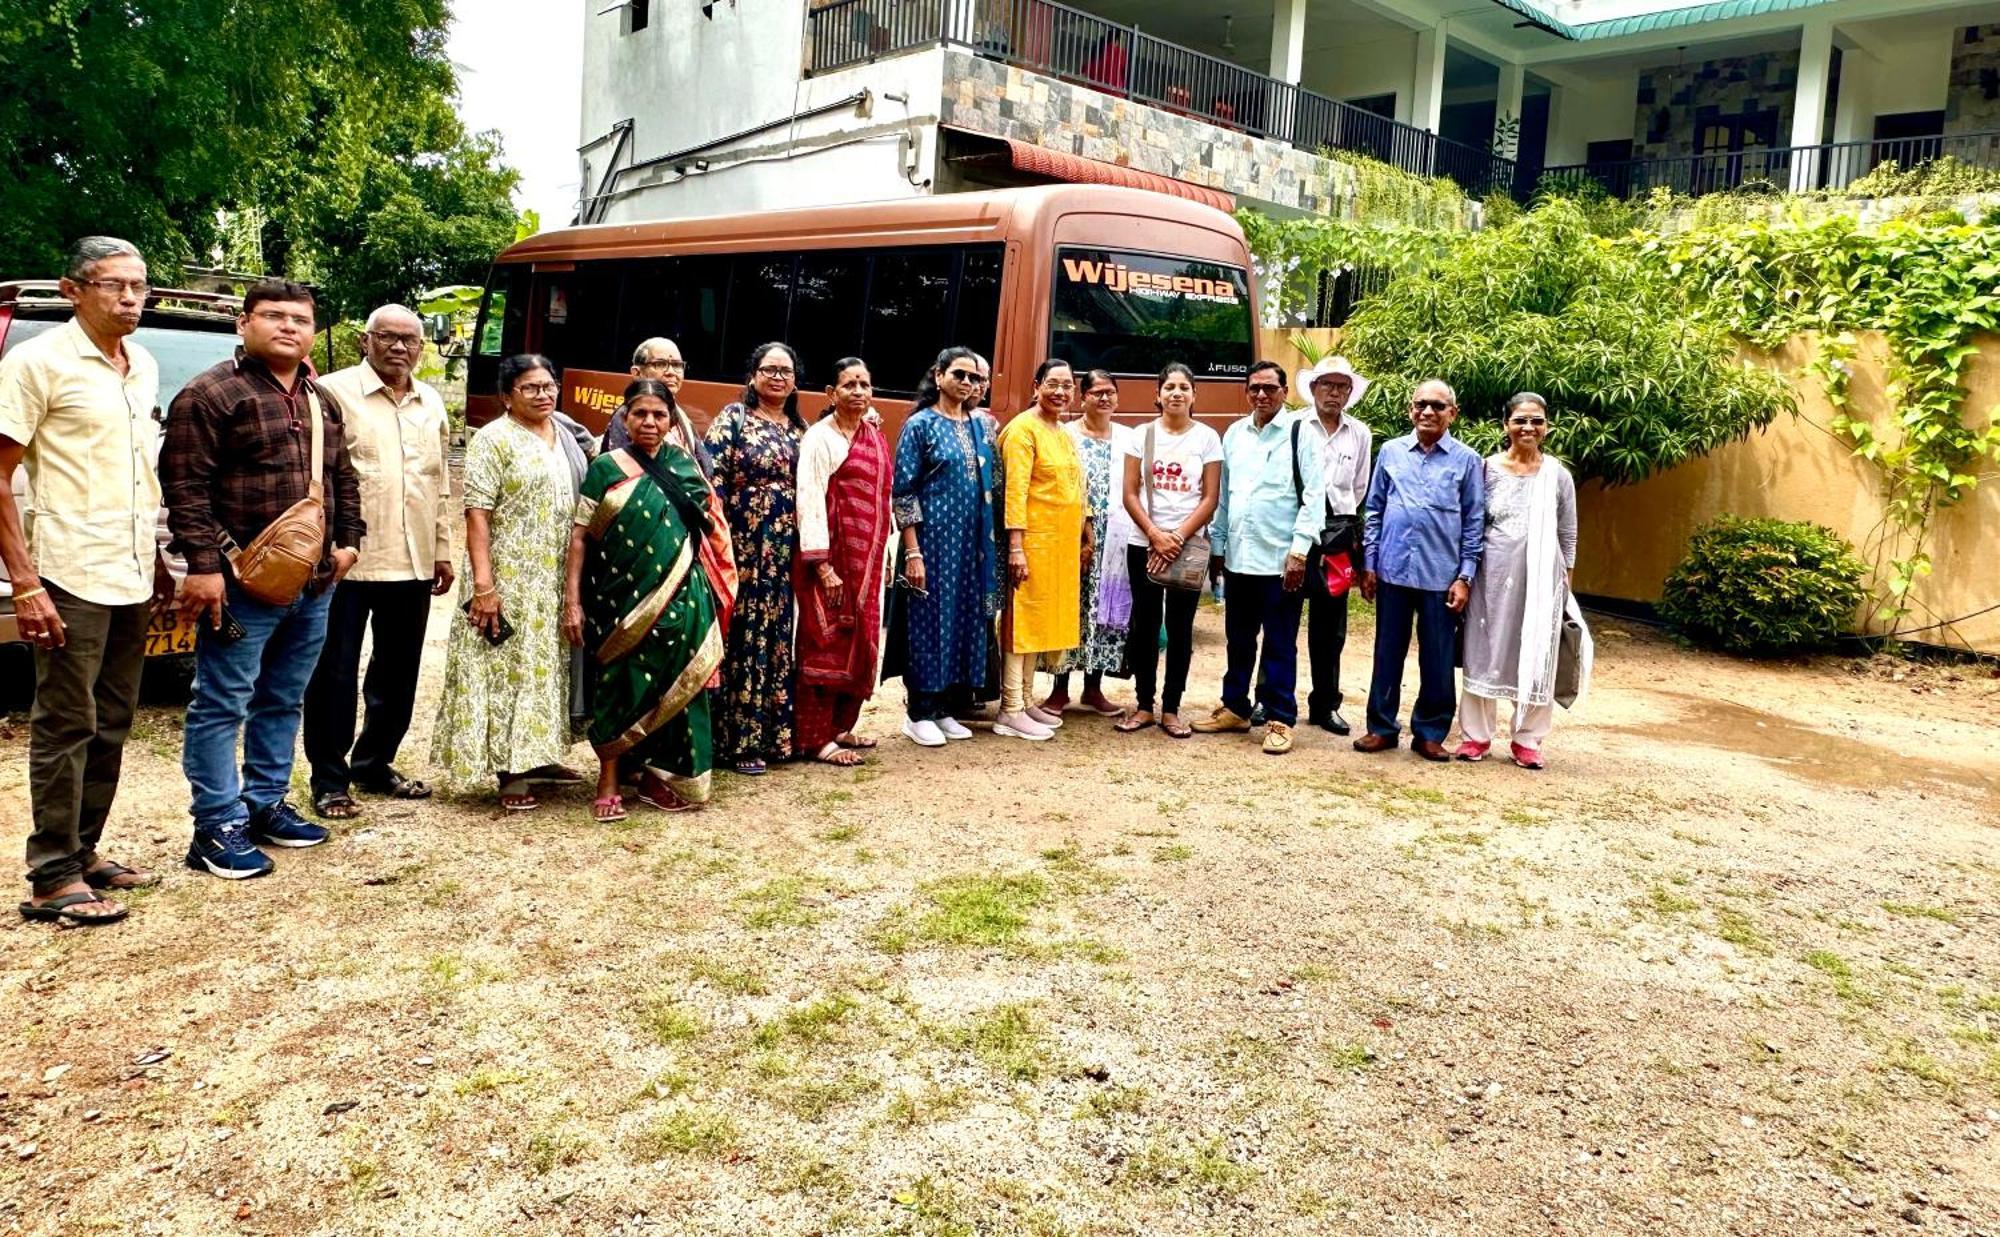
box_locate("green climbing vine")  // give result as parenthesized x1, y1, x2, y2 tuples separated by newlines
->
(1643, 215, 2000, 620)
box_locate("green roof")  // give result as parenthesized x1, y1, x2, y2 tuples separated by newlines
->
(1484, 0, 1844, 41)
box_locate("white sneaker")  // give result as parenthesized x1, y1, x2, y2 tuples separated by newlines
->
(992, 711, 1053, 741)
(1025, 705, 1064, 729)
(937, 717, 973, 741)
(901, 719, 947, 747)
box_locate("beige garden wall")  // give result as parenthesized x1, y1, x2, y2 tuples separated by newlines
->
(1258, 328, 2000, 653)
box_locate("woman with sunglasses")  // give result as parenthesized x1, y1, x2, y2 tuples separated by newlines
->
(1116, 362, 1222, 739)
(883, 346, 1000, 747)
(1456, 392, 1583, 769)
(703, 342, 807, 775)
(1044, 368, 1129, 717)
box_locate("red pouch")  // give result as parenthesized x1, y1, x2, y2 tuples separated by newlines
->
(1322, 549, 1355, 598)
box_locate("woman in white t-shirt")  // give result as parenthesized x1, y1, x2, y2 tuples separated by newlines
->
(1115, 362, 1222, 739)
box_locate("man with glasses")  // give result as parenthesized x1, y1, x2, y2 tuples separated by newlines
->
(1192, 360, 1323, 755)
(605, 337, 709, 474)
(301, 305, 452, 820)
(1292, 356, 1374, 735)
(1355, 378, 1484, 762)
(164, 280, 365, 877)
(1, 237, 173, 925)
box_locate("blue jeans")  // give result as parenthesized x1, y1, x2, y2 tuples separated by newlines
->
(1220, 572, 1305, 727)
(184, 581, 333, 834)
(1366, 581, 1458, 744)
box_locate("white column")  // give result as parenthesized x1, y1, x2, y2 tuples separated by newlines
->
(1791, 19, 1835, 190)
(1267, 0, 1308, 143)
(1269, 0, 1306, 84)
(1411, 22, 1448, 137)
(1495, 61, 1526, 158)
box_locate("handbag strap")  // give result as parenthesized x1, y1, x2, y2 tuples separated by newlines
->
(305, 387, 325, 502)
(1289, 419, 1302, 507)
(1142, 423, 1157, 524)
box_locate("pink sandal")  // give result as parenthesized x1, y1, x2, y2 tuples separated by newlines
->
(591, 795, 628, 822)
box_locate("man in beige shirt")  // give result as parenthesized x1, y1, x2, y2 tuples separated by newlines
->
(302, 304, 454, 819)
(0, 237, 173, 925)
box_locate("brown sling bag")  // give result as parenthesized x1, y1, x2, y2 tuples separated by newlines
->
(223, 389, 327, 606)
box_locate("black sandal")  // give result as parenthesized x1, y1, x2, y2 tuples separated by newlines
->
(84, 861, 159, 890)
(356, 771, 432, 800)
(19, 890, 128, 925)
(313, 790, 363, 820)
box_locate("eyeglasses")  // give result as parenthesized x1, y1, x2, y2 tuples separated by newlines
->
(368, 332, 422, 350)
(250, 309, 315, 329)
(1041, 381, 1076, 392)
(1086, 388, 1118, 399)
(1246, 383, 1283, 396)
(756, 365, 796, 380)
(514, 382, 560, 397)
(79, 279, 151, 297)
(639, 358, 687, 373)
(1412, 399, 1451, 412)
(1509, 416, 1548, 427)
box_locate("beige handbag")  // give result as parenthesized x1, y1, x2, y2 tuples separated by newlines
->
(224, 390, 328, 605)
(1142, 423, 1211, 591)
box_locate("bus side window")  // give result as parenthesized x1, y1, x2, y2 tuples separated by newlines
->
(792, 252, 868, 389)
(722, 254, 798, 377)
(864, 249, 953, 399)
(952, 247, 1004, 367)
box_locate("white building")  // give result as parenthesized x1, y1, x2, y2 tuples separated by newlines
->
(576, 0, 2000, 221)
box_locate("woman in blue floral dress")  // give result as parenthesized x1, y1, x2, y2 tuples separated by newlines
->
(703, 342, 806, 775)
(1044, 368, 1130, 715)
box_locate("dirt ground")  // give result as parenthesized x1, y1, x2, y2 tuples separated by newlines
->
(1, 596, 1996, 1237)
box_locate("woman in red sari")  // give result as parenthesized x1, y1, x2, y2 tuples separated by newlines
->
(793, 357, 893, 766)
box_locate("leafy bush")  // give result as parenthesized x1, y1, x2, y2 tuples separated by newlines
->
(1844, 156, 2000, 199)
(1657, 516, 1867, 655)
(1339, 199, 1795, 485)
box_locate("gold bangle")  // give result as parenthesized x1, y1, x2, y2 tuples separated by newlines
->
(11, 586, 47, 603)
(473, 586, 498, 599)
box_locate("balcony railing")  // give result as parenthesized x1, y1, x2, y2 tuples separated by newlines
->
(1541, 130, 2000, 200)
(806, 0, 1515, 199)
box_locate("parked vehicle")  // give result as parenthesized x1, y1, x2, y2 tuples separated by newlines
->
(0, 281, 243, 708)
(467, 184, 1259, 437)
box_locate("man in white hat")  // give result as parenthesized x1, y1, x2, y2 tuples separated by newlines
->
(1291, 355, 1373, 735)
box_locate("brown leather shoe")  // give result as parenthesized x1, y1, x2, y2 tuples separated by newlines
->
(1414, 739, 1451, 762)
(1352, 732, 1397, 753)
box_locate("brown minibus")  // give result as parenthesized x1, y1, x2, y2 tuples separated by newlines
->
(467, 183, 1258, 437)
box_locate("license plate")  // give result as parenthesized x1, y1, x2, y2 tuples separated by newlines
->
(144, 608, 197, 657)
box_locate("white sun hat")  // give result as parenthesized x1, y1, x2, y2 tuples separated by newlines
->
(1295, 355, 1371, 407)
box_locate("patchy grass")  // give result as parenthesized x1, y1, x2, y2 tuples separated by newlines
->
(637, 994, 704, 1045)
(1883, 1040, 1956, 1088)
(1713, 908, 1770, 953)
(1805, 950, 1876, 1006)
(752, 994, 859, 1050)
(885, 1083, 973, 1127)
(1125, 1134, 1257, 1197)
(451, 1067, 528, 1097)
(1881, 902, 1960, 925)
(873, 871, 1050, 953)
(1075, 1084, 1148, 1120)
(768, 1070, 880, 1121)
(736, 877, 825, 929)
(1327, 1042, 1376, 1072)
(526, 1129, 592, 1174)
(1153, 844, 1193, 863)
(631, 1105, 741, 1159)
(686, 955, 769, 996)
(1642, 885, 1699, 914)
(938, 1003, 1052, 1081)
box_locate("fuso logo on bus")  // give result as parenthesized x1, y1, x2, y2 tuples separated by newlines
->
(1060, 258, 1239, 305)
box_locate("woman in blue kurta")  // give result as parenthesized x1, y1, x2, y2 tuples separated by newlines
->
(883, 346, 999, 748)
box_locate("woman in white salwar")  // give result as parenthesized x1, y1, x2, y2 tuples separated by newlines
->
(1455, 392, 1588, 769)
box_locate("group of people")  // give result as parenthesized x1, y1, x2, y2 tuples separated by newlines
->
(1, 235, 1590, 927)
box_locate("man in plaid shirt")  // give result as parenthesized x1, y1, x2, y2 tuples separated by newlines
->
(163, 279, 365, 878)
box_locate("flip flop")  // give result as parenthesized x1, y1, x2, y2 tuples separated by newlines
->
(1114, 711, 1156, 733)
(815, 743, 865, 767)
(1082, 701, 1125, 717)
(733, 759, 767, 776)
(498, 781, 540, 812)
(1161, 717, 1194, 739)
(591, 795, 628, 822)
(358, 771, 432, 800)
(637, 773, 699, 813)
(83, 861, 159, 891)
(833, 733, 877, 749)
(19, 890, 128, 926)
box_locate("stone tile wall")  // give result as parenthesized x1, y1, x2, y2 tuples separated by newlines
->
(1632, 51, 1799, 161)
(939, 48, 1363, 216)
(1947, 24, 2000, 135)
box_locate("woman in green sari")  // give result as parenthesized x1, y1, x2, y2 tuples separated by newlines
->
(563, 381, 736, 818)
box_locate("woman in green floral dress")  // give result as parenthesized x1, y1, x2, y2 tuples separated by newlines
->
(432, 355, 588, 809)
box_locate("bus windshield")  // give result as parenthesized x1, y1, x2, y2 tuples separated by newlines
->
(1049, 247, 1253, 381)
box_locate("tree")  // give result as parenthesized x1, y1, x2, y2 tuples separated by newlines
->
(1338, 200, 1794, 486)
(0, 0, 520, 309)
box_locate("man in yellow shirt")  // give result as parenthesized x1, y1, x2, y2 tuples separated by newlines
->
(0, 237, 173, 925)
(302, 304, 455, 819)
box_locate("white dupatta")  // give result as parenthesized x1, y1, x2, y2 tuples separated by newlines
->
(1517, 459, 1593, 709)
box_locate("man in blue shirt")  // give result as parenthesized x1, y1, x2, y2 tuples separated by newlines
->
(1191, 361, 1323, 755)
(1356, 379, 1485, 761)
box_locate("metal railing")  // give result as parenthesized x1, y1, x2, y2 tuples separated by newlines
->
(805, 0, 1516, 198)
(1540, 130, 2000, 200)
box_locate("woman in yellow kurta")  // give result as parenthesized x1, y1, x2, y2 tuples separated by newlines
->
(995, 359, 1090, 741)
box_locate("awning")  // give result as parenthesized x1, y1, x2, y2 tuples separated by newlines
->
(997, 138, 1235, 214)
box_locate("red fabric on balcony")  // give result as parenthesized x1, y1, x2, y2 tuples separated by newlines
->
(998, 139, 1235, 213)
